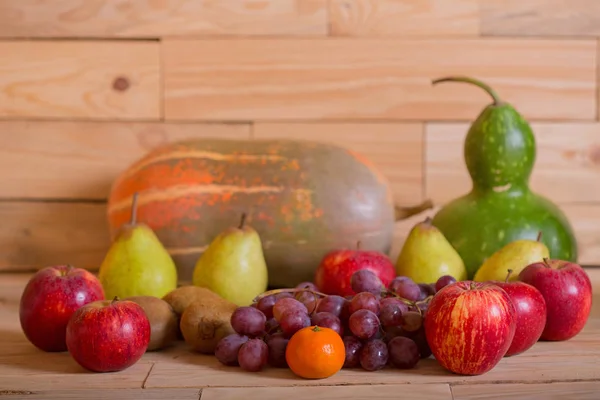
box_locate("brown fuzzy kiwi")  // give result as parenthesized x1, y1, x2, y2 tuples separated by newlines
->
(125, 295, 179, 351)
(179, 295, 238, 354)
(162, 286, 225, 316)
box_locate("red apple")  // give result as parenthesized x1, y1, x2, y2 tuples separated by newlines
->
(519, 258, 592, 341)
(314, 243, 396, 297)
(19, 265, 105, 352)
(66, 297, 151, 372)
(424, 281, 516, 375)
(493, 270, 547, 356)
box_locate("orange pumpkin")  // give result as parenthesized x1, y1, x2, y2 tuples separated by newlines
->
(285, 325, 345, 379)
(107, 138, 430, 287)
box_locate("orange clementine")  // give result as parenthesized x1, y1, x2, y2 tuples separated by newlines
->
(285, 325, 345, 379)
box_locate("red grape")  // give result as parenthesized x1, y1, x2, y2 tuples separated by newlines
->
(379, 297, 406, 309)
(311, 312, 343, 336)
(266, 332, 289, 368)
(411, 327, 432, 359)
(351, 270, 383, 294)
(349, 292, 380, 315)
(379, 303, 404, 328)
(279, 309, 311, 337)
(295, 291, 319, 314)
(230, 306, 267, 337)
(265, 317, 279, 333)
(274, 292, 294, 301)
(359, 339, 388, 371)
(273, 297, 307, 321)
(256, 295, 276, 318)
(215, 334, 249, 366)
(435, 275, 457, 292)
(387, 336, 419, 369)
(342, 336, 363, 368)
(348, 309, 380, 340)
(401, 311, 423, 332)
(389, 278, 421, 301)
(418, 283, 436, 299)
(237, 338, 268, 372)
(315, 295, 346, 318)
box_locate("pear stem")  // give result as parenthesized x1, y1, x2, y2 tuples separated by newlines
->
(432, 76, 502, 106)
(505, 269, 513, 283)
(239, 213, 247, 229)
(130, 193, 139, 225)
(536, 231, 543, 242)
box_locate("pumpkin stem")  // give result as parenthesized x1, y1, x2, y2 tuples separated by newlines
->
(505, 269, 513, 283)
(130, 192, 139, 225)
(239, 213, 247, 229)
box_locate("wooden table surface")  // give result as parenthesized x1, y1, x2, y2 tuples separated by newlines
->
(1, 271, 600, 400)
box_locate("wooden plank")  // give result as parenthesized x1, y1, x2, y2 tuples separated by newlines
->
(163, 38, 596, 122)
(0, 389, 201, 400)
(390, 204, 600, 268)
(0, 41, 159, 120)
(452, 381, 600, 400)
(201, 384, 452, 400)
(481, 0, 600, 37)
(425, 122, 600, 204)
(329, 0, 479, 37)
(253, 122, 424, 206)
(0, 121, 250, 199)
(0, 0, 327, 38)
(0, 202, 109, 272)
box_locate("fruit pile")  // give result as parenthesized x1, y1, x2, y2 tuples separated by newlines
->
(214, 270, 459, 375)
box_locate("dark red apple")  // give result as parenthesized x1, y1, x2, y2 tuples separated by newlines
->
(314, 243, 396, 297)
(66, 297, 151, 372)
(493, 270, 547, 356)
(519, 258, 592, 341)
(424, 281, 516, 375)
(19, 265, 105, 352)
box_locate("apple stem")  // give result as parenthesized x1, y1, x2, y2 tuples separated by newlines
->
(130, 192, 139, 225)
(505, 269, 513, 283)
(536, 231, 543, 242)
(469, 281, 477, 290)
(542, 257, 551, 268)
(239, 213, 247, 229)
(356, 240, 362, 250)
(112, 296, 119, 304)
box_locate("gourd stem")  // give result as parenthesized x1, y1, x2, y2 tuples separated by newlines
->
(432, 76, 502, 106)
(130, 192, 139, 225)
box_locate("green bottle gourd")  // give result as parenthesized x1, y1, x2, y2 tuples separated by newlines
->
(430, 76, 578, 279)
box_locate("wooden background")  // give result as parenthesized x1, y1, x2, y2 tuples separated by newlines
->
(1, 0, 600, 275)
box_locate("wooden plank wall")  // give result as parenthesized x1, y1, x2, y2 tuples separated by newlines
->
(1, 0, 600, 273)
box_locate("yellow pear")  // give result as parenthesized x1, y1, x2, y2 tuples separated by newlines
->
(395, 217, 468, 283)
(192, 213, 268, 306)
(474, 233, 550, 282)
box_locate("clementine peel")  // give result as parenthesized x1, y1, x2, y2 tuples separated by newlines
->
(285, 325, 345, 379)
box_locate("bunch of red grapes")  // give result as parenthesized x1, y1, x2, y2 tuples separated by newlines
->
(215, 269, 457, 372)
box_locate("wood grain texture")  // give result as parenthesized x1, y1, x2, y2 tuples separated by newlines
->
(329, 0, 479, 37)
(451, 381, 600, 400)
(163, 38, 596, 122)
(0, 41, 159, 120)
(481, 0, 600, 37)
(253, 122, 424, 206)
(0, 0, 327, 38)
(425, 122, 600, 204)
(0, 121, 250, 199)
(0, 389, 201, 400)
(201, 384, 452, 400)
(0, 202, 110, 272)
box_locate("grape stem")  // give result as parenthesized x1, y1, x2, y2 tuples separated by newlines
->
(252, 287, 329, 303)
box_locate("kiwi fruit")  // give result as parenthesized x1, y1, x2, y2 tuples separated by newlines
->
(126, 295, 179, 351)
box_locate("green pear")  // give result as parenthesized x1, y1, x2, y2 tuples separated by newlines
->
(395, 217, 468, 283)
(98, 193, 178, 299)
(474, 233, 550, 282)
(192, 213, 268, 306)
